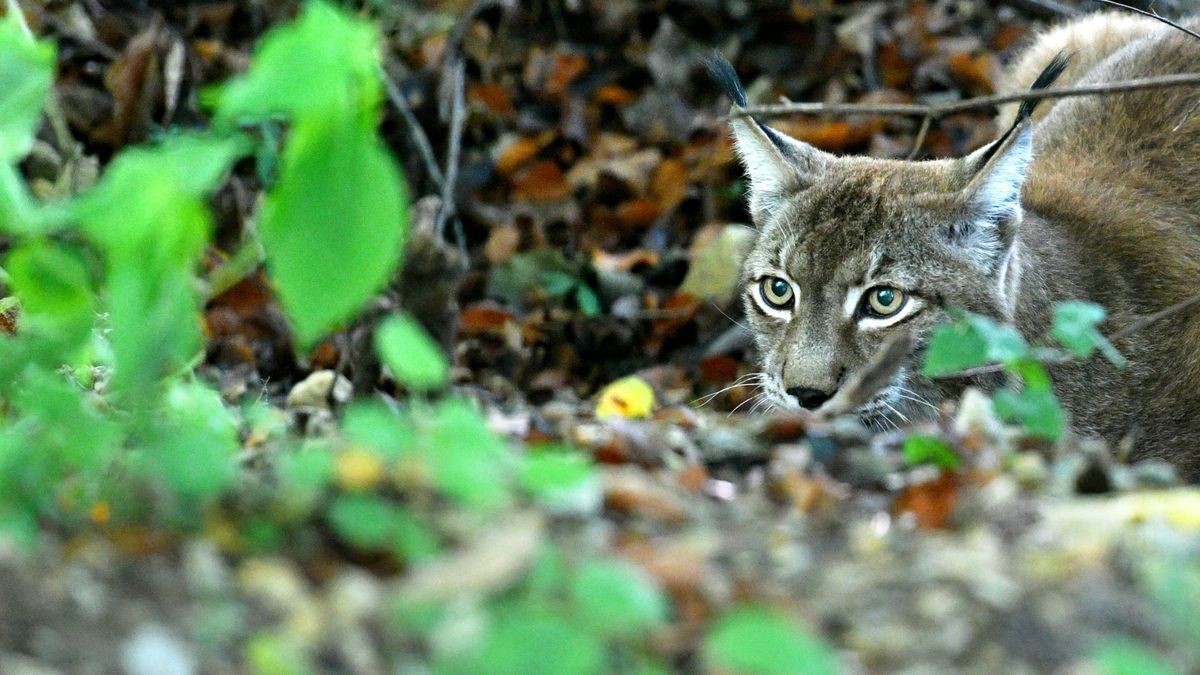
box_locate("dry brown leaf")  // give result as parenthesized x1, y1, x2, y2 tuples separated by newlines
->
(947, 51, 997, 95)
(650, 157, 689, 211)
(511, 160, 570, 202)
(494, 136, 542, 177)
(894, 472, 961, 529)
(469, 82, 514, 116)
(615, 198, 662, 229)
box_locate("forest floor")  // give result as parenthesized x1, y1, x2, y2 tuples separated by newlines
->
(2, 1, 1199, 673)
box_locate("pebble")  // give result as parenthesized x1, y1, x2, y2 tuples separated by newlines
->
(120, 624, 195, 675)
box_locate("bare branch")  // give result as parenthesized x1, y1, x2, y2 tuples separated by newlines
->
(1108, 291, 1200, 343)
(434, 59, 467, 240)
(999, 0, 1075, 19)
(380, 66, 445, 190)
(1091, 0, 1200, 43)
(736, 73, 1200, 120)
(906, 114, 933, 160)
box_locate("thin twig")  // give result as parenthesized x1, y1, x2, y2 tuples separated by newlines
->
(736, 73, 1200, 120)
(936, 291, 1200, 380)
(433, 58, 467, 240)
(1108, 291, 1200, 343)
(380, 65, 445, 190)
(999, 0, 1075, 19)
(1091, 0, 1200, 43)
(906, 114, 933, 160)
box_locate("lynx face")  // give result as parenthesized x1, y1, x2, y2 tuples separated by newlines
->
(725, 102, 1033, 425)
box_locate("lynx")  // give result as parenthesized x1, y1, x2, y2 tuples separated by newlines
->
(716, 12, 1200, 478)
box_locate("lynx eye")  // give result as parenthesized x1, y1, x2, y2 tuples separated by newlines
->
(758, 277, 794, 310)
(864, 286, 907, 317)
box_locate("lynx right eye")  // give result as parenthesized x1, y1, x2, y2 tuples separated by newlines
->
(758, 277, 794, 310)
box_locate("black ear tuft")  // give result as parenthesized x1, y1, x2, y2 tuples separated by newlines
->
(1016, 51, 1071, 121)
(706, 52, 749, 108)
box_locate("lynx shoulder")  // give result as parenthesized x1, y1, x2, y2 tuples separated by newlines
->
(715, 13, 1200, 478)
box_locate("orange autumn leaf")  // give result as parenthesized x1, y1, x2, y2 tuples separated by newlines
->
(469, 83, 514, 116)
(615, 198, 662, 229)
(650, 157, 689, 211)
(947, 51, 997, 95)
(893, 472, 961, 529)
(495, 136, 542, 177)
(591, 248, 660, 272)
(545, 51, 588, 98)
(777, 118, 883, 153)
(459, 304, 516, 335)
(595, 83, 636, 106)
(511, 160, 570, 202)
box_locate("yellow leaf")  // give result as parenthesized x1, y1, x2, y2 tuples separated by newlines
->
(336, 446, 384, 491)
(595, 376, 655, 419)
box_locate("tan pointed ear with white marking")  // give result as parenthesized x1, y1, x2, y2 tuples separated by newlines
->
(708, 55, 830, 224)
(951, 120, 1033, 268)
(727, 112, 829, 223)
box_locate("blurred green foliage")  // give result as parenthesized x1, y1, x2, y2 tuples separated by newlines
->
(921, 301, 1123, 441)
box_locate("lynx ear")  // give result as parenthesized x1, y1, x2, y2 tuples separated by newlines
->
(708, 55, 828, 223)
(954, 121, 1033, 267)
(951, 51, 1068, 269)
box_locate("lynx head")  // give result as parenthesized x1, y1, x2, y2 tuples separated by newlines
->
(710, 55, 1065, 422)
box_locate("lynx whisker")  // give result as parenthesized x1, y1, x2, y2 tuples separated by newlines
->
(693, 373, 765, 407)
(728, 390, 766, 417)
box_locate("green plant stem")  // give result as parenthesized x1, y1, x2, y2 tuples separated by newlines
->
(204, 240, 265, 302)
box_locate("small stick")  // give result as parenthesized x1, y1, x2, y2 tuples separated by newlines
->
(736, 73, 1200, 120)
(1091, 0, 1200, 44)
(999, 0, 1075, 19)
(906, 114, 933, 160)
(434, 58, 467, 240)
(380, 66, 445, 190)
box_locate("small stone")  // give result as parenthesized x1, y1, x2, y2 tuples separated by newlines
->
(238, 558, 308, 613)
(326, 569, 382, 624)
(285, 370, 352, 410)
(183, 539, 230, 595)
(1010, 452, 1048, 490)
(120, 624, 195, 675)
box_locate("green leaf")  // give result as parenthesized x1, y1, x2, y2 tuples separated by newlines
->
(520, 450, 595, 496)
(245, 632, 314, 675)
(1091, 639, 1178, 675)
(922, 313, 1027, 377)
(575, 284, 601, 317)
(902, 435, 960, 471)
(471, 609, 604, 675)
(142, 383, 239, 502)
(0, 13, 55, 161)
(6, 241, 95, 354)
(258, 113, 407, 347)
(425, 399, 510, 508)
(704, 606, 840, 675)
(327, 494, 397, 550)
(1052, 300, 1125, 365)
(486, 249, 577, 307)
(519, 448, 599, 511)
(342, 400, 415, 458)
(993, 383, 1065, 441)
(210, 1, 381, 124)
(72, 134, 247, 396)
(571, 560, 668, 636)
(375, 314, 448, 391)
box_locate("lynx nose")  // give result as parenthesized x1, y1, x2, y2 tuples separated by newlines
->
(787, 387, 832, 410)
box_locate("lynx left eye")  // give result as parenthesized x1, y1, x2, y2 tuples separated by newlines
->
(864, 286, 906, 317)
(758, 277, 794, 310)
